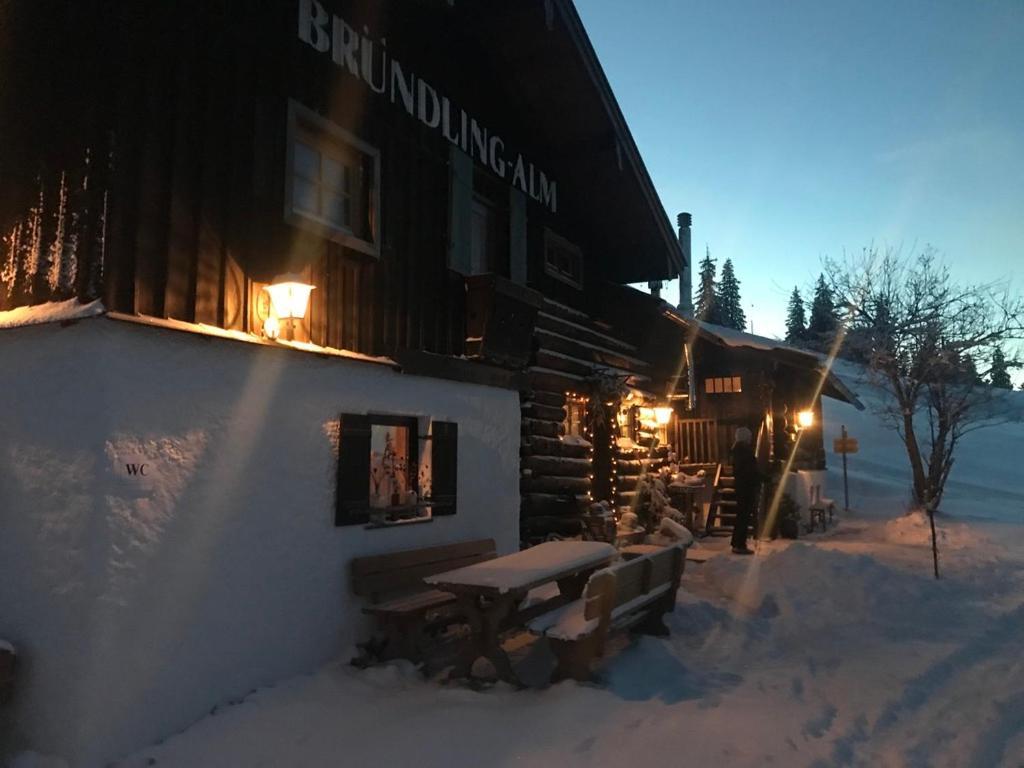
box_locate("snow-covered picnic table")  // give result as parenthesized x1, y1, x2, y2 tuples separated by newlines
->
(426, 541, 617, 681)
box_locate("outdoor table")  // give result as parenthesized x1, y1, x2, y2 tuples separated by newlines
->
(425, 540, 617, 682)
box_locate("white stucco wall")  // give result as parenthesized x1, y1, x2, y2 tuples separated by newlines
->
(0, 318, 521, 765)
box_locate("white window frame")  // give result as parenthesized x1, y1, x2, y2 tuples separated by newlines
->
(544, 228, 583, 288)
(285, 100, 381, 258)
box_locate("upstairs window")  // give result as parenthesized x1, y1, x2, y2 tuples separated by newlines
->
(286, 100, 380, 257)
(705, 376, 743, 394)
(544, 229, 583, 288)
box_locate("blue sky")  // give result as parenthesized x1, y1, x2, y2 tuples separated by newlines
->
(576, 0, 1024, 371)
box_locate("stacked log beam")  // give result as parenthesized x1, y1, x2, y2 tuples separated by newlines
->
(519, 298, 655, 544)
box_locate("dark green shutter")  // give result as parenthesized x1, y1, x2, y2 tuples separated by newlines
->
(336, 413, 371, 526)
(431, 421, 458, 516)
(509, 188, 527, 284)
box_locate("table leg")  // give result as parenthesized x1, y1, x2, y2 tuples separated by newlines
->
(451, 593, 519, 684)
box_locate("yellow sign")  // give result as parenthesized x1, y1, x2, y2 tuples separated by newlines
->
(834, 437, 859, 454)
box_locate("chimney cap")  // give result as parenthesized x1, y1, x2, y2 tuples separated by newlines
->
(677, 212, 692, 228)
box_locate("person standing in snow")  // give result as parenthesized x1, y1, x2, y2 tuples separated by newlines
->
(730, 426, 761, 555)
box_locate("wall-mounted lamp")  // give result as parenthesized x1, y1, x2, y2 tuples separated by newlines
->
(797, 409, 815, 429)
(654, 406, 674, 426)
(263, 275, 315, 341)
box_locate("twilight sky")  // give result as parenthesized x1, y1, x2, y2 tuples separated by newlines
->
(576, 0, 1024, 350)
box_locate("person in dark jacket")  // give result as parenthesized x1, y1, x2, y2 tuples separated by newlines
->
(730, 426, 761, 554)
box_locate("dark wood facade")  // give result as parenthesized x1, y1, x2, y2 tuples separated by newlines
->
(2, 0, 695, 545)
(0, 0, 681, 357)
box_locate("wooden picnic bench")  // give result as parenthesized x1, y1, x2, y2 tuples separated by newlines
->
(351, 538, 497, 662)
(528, 542, 687, 681)
(425, 541, 617, 682)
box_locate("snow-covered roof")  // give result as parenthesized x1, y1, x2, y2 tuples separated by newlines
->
(696, 320, 865, 410)
(106, 313, 396, 367)
(0, 299, 396, 367)
(661, 306, 864, 410)
(0, 298, 104, 329)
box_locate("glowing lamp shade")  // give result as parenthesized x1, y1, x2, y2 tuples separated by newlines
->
(654, 406, 674, 426)
(797, 409, 815, 429)
(264, 277, 315, 320)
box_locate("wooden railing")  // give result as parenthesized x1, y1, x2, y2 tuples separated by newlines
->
(673, 418, 722, 464)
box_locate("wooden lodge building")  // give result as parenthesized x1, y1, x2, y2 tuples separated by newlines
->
(0, 0, 860, 761)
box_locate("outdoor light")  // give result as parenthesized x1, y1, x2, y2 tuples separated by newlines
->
(654, 406, 673, 426)
(797, 409, 815, 429)
(263, 315, 281, 340)
(263, 275, 315, 341)
(265, 275, 315, 320)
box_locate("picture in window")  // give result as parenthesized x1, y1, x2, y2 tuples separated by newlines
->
(369, 422, 414, 508)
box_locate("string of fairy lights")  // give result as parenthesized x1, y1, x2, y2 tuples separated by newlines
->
(563, 388, 672, 515)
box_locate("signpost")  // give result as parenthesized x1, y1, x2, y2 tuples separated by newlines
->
(833, 425, 858, 511)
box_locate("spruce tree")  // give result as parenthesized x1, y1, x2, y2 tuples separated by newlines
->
(990, 346, 1013, 389)
(785, 287, 807, 343)
(807, 274, 838, 349)
(715, 258, 746, 330)
(693, 246, 718, 323)
(961, 353, 983, 386)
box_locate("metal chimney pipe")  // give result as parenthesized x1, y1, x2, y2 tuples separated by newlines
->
(677, 212, 693, 316)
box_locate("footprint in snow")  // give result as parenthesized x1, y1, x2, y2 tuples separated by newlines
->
(803, 703, 838, 739)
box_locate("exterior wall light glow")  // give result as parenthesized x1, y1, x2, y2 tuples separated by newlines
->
(263, 275, 315, 341)
(797, 409, 815, 429)
(265, 276, 315, 320)
(654, 406, 673, 426)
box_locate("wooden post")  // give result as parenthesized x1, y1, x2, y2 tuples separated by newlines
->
(841, 424, 850, 512)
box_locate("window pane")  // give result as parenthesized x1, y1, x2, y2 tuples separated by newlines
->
(322, 155, 348, 192)
(294, 141, 320, 181)
(292, 178, 319, 217)
(323, 192, 350, 228)
(369, 424, 411, 508)
(733, 376, 743, 393)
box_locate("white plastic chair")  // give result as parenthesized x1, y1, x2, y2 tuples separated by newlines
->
(808, 484, 836, 532)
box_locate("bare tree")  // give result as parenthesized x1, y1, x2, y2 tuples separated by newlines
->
(829, 247, 1024, 577)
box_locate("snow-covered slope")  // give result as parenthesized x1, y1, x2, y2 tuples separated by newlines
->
(822, 359, 1024, 524)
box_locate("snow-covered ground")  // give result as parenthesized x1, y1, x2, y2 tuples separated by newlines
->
(21, 361, 1024, 768)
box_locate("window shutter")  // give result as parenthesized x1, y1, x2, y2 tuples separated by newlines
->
(448, 147, 473, 274)
(336, 413, 371, 526)
(509, 188, 528, 284)
(430, 421, 458, 516)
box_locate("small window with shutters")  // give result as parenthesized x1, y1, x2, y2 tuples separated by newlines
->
(336, 414, 458, 527)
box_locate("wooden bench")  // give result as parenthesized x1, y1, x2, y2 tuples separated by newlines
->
(528, 543, 687, 681)
(351, 538, 497, 663)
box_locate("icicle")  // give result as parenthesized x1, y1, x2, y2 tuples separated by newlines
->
(47, 172, 68, 294)
(22, 184, 44, 295)
(1, 224, 21, 298)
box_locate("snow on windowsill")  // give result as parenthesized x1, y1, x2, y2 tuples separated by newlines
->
(0, 298, 105, 329)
